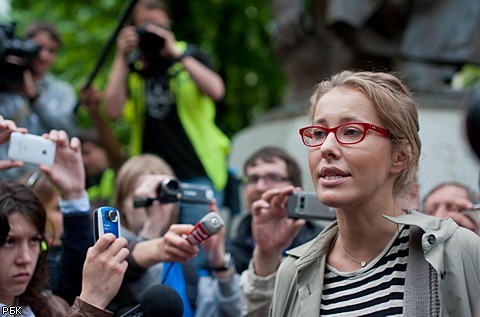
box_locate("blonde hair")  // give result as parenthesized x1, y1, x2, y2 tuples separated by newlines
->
(115, 154, 176, 226)
(309, 70, 421, 195)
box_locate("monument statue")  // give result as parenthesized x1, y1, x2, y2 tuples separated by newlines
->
(267, 0, 480, 118)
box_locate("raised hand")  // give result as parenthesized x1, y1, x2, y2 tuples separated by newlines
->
(80, 86, 102, 115)
(116, 26, 139, 59)
(131, 224, 200, 268)
(251, 185, 306, 276)
(144, 23, 179, 61)
(79, 234, 129, 310)
(135, 174, 178, 239)
(39, 130, 85, 200)
(437, 197, 479, 232)
(201, 199, 228, 269)
(0, 115, 26, 170)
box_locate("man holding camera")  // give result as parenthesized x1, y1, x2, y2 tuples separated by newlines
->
(0, 21, 78, 180)
(227, 147, 324, 273)
(105, 0, 230, 226)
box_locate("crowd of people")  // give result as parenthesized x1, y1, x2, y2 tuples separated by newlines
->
(1, 0, 480, 316)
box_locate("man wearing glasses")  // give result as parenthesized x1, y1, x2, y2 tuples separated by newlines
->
(227, 146, 324, 273)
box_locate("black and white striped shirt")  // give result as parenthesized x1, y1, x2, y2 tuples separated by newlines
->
(320, 226, 410, 316)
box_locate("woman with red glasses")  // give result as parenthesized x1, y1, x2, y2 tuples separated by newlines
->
(240, 70, 480, 316)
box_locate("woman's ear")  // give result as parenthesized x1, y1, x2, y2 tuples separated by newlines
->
(390, 143, 410, 174)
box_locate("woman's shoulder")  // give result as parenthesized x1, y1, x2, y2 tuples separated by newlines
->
(280, 222, 338, 274)
(449, 225, 480, 249)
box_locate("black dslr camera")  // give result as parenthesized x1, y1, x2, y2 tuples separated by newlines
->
(129, 23, 167, 76)
(136, 23, 165, 57)
(0, 22, 40, 88)
(133, 177, 214, 208)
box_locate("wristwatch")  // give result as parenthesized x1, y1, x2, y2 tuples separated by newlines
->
(174, 49, 191, 62)
(211, 252, 234, 272)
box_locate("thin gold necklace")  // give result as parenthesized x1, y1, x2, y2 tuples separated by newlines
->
(339, 231, 397, 267)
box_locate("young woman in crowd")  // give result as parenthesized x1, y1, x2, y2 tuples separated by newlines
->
(109, 154, 241, 317)
(240, 70, 480, 316)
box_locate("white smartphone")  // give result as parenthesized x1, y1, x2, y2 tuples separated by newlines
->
(7, 132, 56, 166)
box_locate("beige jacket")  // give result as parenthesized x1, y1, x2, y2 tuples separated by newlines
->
(240, 210, 480, 317)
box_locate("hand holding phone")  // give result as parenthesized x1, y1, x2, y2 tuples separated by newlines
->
(7, 132, 56, 166)
(93, 206, 122, 241)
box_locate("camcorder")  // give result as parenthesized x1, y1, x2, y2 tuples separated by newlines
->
(0, 22, 40, 89)
(133, 177, 214, 208)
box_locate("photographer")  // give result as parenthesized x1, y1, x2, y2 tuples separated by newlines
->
(108, 154, 241, 317)
(104, 0, 230, 228)
(0, 21, 78, 180)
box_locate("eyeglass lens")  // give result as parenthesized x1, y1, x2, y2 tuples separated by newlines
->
(246, 173, 289, 185)
(304, 123, 366, 146)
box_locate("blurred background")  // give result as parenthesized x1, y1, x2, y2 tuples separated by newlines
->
(3, 0, 480, 201)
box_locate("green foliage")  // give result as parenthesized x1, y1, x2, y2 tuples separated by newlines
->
(9, 0, 286, 138)
(452, 65, 480, 90)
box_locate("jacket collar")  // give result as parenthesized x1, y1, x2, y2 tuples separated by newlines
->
(286, 209, 459, 267)
(286, 221, 338, 270)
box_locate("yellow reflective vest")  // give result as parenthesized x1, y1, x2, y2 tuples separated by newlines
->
(123, 42, 230, 191)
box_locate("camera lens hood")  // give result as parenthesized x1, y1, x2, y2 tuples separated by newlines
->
(157, 177, 181, 203)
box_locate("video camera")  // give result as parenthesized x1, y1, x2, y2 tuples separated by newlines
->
(0, 22, 40, 88)
(133, 177, 214, 208)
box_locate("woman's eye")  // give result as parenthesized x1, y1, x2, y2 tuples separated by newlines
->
(30, 236, 41, 246)
(312, 129, 326, 139)
(2, 238, 14, 248)
(343, 127, 362, 137)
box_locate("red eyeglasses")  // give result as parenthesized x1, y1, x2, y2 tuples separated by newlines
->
(299, 122, 390, 147)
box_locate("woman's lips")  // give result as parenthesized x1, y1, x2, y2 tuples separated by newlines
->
(319, 167, 350, 186)
(12, 272, 31, 283)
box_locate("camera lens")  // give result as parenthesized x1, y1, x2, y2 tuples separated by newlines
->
(163, 178, 180, 192)
(107, 210, 118, 223)
(137, 24, 165, 56)
(157, 177, 181, 203)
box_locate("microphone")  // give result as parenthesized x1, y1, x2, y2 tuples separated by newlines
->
(186, 212, 225, 245)
(116, 284, 183, 317)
